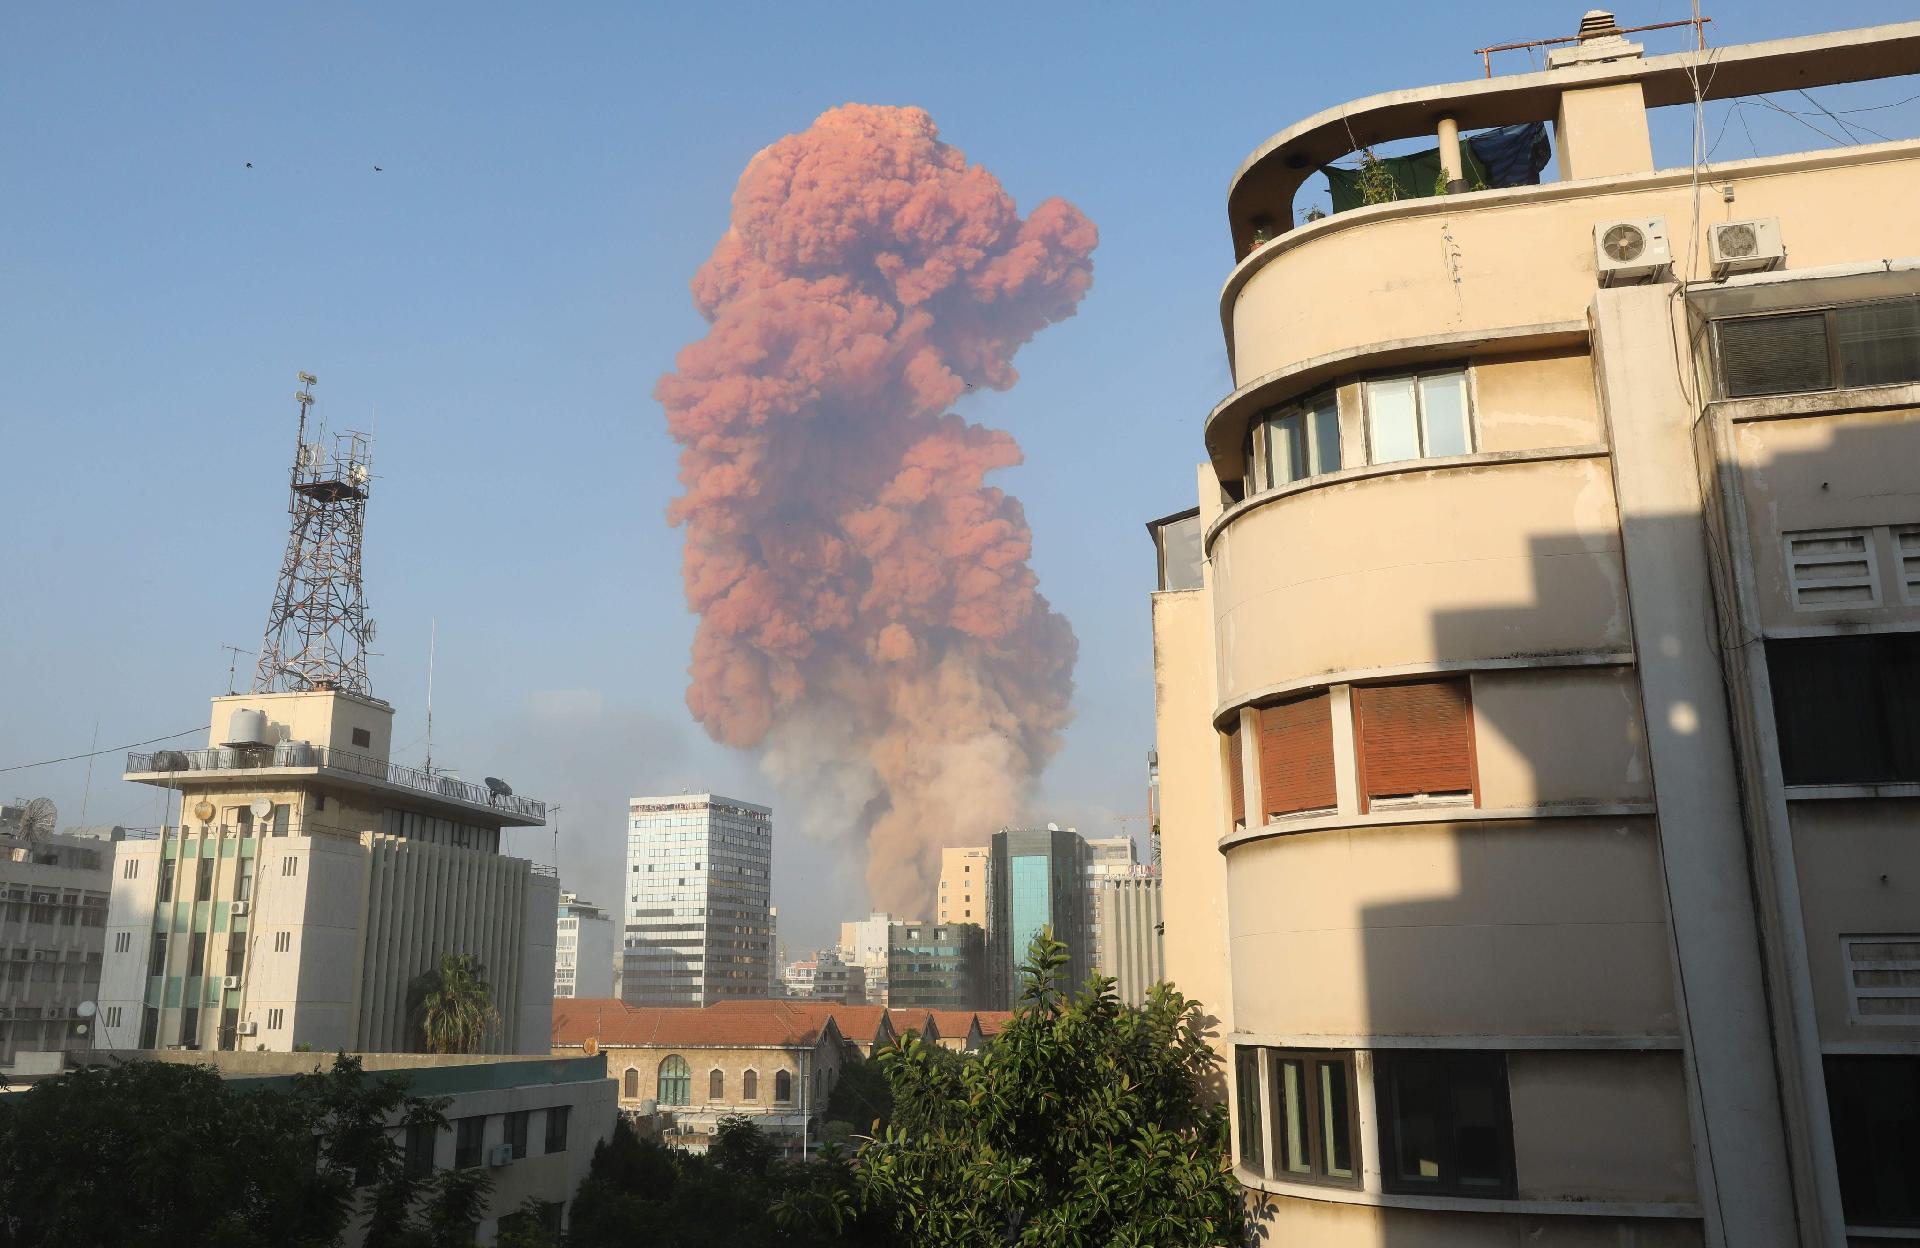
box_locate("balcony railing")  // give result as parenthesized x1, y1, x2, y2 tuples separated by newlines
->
(127, 746, 547, 822)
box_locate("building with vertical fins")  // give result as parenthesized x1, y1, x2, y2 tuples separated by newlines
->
(621, 793, 773, 1007)
(97, 374, 556, 1055)
(1151, 14, 1920, 1244)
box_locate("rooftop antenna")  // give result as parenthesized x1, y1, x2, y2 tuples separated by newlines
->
(219, 644, 253, 695)
(423, 618, 437, 776)
(253, 372, 377, 697)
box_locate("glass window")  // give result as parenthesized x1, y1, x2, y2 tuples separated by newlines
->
(709, 1068, 725, 1101)
(453, 1115, 486, 1169)
(1267, 1050, 1358, 1186)
(544, 1105, 570, 1154)
(1250, 390, 1341, 493)
(1234, 1046, 1264, 1171)
(505, 1110, 530, 1160)
(1376, 1050, 1514, 1198)
(1308, 393, 1341, 475)
(405, 1121, 437, 1177)
(1827, 1055, 1920, 1228)
(157, 858, 176, 902)
(658, 1055, 691, 1106)
(1838, 299, 1920, 389)
(1768, 634, 1920, 785)
(775, 1069, 793, 1102)
(743, 1069, 758, 1101)
(1366, 376, 1421, 464)
(1419, 372, 1471, 458)
(1366, 368, 1473, 464)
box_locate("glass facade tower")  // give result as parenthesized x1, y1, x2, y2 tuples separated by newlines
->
(988, 827, 1091, 1008)
(621, 793, 773, 1007)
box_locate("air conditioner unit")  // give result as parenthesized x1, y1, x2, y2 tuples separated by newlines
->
(487, 1144, 516, 1167)
(1594, 217, 1672, 283)
(222, 974, 242, 989)
(1709, 217, 1784, 275)
(229, 900, 250, 917)
(235, 1020, 258, 1036)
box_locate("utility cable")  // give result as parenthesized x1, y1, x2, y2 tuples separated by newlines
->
(0, 727, 210, 775)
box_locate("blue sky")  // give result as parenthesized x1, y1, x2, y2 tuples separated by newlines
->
(2, 1, 1914, 951)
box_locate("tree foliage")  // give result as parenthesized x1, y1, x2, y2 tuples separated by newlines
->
(0, 1055, 490, 1248)
(411, 953, 501, 1055)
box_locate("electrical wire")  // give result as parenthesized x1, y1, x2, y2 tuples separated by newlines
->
(0, 727, 210, 776)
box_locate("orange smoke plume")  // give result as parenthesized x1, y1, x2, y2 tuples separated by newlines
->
(656, 104, 1095, 912)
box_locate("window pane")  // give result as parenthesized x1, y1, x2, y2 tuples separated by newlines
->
(1450, 1063, 1506, 1189)
(1419, 372, 1471, 458)
(1278, 1059, 1311, 1175)
(1319, 1059, 1354, 1179)
(1235, 1047, 1265, 1170)
(1385, 1055, 1446, 1185)
(1837, 300, 1920, 389)
(1269, 412, 1306, 485)
(1720, 312, 1833, 397)
(1367, 379, 1420, 464)
(1826, 1054, 1920, 1227)
(1308, 395, 1341, 475)
(1767, 636, 1892, 784)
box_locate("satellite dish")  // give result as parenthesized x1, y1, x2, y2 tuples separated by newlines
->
(583, 1036, 599, 1057)
(250, 798, 273, 820)
(484, 777, 513, 799)
(21, 797, 57, 841)
(193, 800, 217, 825)
(76, 1000, 97, 1019)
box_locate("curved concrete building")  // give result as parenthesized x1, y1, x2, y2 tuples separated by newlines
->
(1151, 15, 1920, 1246)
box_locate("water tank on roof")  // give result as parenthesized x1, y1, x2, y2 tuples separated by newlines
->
(274, 739, 313, 767)
(225, 708, 269, 747)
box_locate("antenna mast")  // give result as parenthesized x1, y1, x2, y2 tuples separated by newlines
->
(253, 373, 378, 697)
(424, 618, 437, 775)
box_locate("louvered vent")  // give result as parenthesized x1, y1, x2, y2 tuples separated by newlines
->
(1844, 936, 1920, 1023)
(1897, 527, 1920, 604)
(1578, 10, 1622, 40)
(1785, 528, 1879, 609)
(1719, 313, 1832, 397)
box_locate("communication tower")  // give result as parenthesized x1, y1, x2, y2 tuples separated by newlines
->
(253, 373, 377, 696)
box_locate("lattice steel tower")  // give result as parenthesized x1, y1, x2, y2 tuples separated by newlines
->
(253, 373, 376, 696)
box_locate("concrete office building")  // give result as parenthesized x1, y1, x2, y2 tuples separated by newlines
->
(101, 690, 557, 1055)
(554, 892, 615, 1000)
(934, 846, 989, 926)
(621, 794, 773, 1007)
(1090, 871, 1163, 1008)
(0, 811, 113, 1071)
(837, 911, 898, 1005)
(1150, 13, 1920, 1244)
(987, 827, 1090, 1008)
(886, 920, 986, 1011)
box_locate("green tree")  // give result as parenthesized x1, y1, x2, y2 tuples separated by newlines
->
(412, 953, 501, 1055)
(0, 1054, 487, 1248)
(822, 1053, 893, 1136)
(850, 931, 1247, 1248)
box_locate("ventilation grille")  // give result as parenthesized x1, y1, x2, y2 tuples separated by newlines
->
(1897, 527, 1920, 604)
(1578, 10, 1622, 39)
(1785, 529, 1879, 609)
(1720, 313, 1832, 397)
(1845, 936, 1920, 1023)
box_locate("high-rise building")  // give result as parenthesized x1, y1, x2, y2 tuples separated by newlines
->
(621, 794, 773, 1007)
(837, 911, 897, 1005)
(0, 808, 112, 1071)
(934, 846, 988, 926)
(1152, 14, 1920, 1241)
(1080, 834, 1135, 989)
(554, 891, 615, 1000)
(887, 920, 986, 1011)
(1089, 872, 1162, 1007)
(987, 827, 1090, 1008)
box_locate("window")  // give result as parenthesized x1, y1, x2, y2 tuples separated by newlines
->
(268, 1007, 285, 1029)
(196, 857, 214, 899)
(188, 932, 207, 976)
(742, 1069, 758, 1101)
(544, 1105, 570, 1154)
(505, 1110, 530, 1160)
(179, 1006, 200, 1048)
(1352, 679, 1476, 810)
(1375, 1051, 1515, 1198)
(226, 940, 245, 979)
(774, 1069, 793, 1102)
(1767, 634, 1920, 785)
(219, 1007, 240, 1051)
(454, 1115, 486, 1169)
(1365, 369, 1471, 465)
(351, 727, 372, 748)
(1234, 1046, 1264, 1172)
(1270, 1050, 1360, 1187)
(1827, 1055, 1920, 1228)
(157, 857, 176, 901)
(1248, 390, 1340, 492)
(113, 931, 131, 954)
(1257, 693, 1337, 820)
(1843, 936, 1920, 1024)
(123, 858, 139, 879)
(709, 1068, 725, 1101)
(1718, 297, 1920, 397)
(281, 856, 298, 877)
(274, 931, 292, 953)
(658, 1055, 691, 1105)
(1785, 528, 1880, 609)
(1225, 725, 1245, 828)
(147, 932, 168, 978)
(139, 1007, 159, 1049)
(405, 1121, 438, 1177)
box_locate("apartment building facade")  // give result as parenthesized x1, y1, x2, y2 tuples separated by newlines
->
(554, 892, 615, 1000)
(0, 820, 112, 1069)
(935, 846, 988, 925)
(100, 689, 556, 1054)
(621, 794, 773, 1007)
(1151, 15, 1920, 1245)
(886, 920, 986, 1011)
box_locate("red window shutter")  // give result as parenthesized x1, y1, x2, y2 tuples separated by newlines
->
(1226, 725, 1245, 827)
(1258, 693, 1336, 818)
(1353, 680, 1475, 808)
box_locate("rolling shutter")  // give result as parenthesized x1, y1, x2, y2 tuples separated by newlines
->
(1226, 725, 1245, 828)
(1718, 312, 1832, 398)
(1259, 693, 1336, 818)
(1353, 680, 1475, 809)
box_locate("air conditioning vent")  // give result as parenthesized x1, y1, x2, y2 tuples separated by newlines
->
(222, 974, 243, 989)
(487, 1144, 516, 1167)
(1709, 217, 1784, 275)
(235, 1020, 258, 1035)
(1594, 217, 1671, 284)
(229, 900, 250, 917)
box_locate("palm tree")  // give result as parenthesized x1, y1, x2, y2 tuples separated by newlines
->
(412, 954, 500, 1055)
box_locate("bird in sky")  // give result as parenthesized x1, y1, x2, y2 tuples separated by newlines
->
(373, 165, 383, 172)
(244, 162, 253, 168)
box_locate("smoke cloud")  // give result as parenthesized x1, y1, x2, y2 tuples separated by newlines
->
(656, 104, 1095, 913)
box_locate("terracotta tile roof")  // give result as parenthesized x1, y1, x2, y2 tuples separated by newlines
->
(973, 1010, 1015, 1037)
(706, 999, 898, 1046)
(923, 1010, 982, 1038)
(550, 998, 838, 1049)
